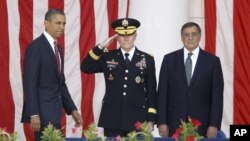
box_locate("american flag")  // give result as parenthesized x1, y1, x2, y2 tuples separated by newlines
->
(0, 0, 249, 140)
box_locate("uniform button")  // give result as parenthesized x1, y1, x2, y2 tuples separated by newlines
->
(124, 84, 127, 88)
(142, 105, 146, 108)
(125, 70, 129, 73)
(123, 92, 126, 96)
(141, 72, 143, 74)
(124, 77, 128, 80)
(58, 96, 61, 98)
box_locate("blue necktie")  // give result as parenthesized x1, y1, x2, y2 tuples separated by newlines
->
(125, 53, 130, 67)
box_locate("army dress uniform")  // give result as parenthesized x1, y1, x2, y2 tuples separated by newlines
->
(81, 45, 157, 131)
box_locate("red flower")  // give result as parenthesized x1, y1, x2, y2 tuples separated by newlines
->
(134, 121, 142, 130)
(71, 127, 78, 134)
(190, 118, 201, 127)
(186, 135, 195, 141)
(172, 128, 182, 139)
(173, 117, 202, 141)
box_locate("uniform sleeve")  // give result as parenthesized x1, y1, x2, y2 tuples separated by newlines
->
(80, 46, 105, 73)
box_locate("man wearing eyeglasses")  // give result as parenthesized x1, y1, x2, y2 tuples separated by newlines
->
(157, 22, 224, 138)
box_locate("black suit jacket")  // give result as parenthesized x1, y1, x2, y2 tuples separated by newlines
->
(81, 46, 157, 130)
(157, 48, 224, 136)
(21, 34, 77, 125)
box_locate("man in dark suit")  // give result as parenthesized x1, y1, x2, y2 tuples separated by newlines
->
(157, 22, 224, 138)
(21, 9, 82, 141)
(81, 18, 157, 137)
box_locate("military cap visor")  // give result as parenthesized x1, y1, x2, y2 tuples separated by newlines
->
(111, 18, 140, 36)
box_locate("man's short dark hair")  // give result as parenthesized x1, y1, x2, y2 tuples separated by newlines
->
(181, 22, 201, 35)
(45, 9, 65, 21)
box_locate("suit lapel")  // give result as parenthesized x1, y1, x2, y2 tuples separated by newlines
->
(177, 49, 187, 84)
(189, 49, 206, 86)
(41, 34, 61, 79)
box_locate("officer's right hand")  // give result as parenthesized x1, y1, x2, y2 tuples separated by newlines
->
(99, 34, 118, 49)
(158, 124, 169, 138)
(30, 115, 41, 132)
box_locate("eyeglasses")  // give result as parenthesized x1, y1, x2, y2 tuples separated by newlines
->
(182, 32, 200, 38)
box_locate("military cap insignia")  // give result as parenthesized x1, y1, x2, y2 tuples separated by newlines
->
(122, 19, 128, 27)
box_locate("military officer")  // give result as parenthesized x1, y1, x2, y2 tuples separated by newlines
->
(81, 18, 157, 137)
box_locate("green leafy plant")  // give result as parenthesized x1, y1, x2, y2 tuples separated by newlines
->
(41, 124, 65, 141)
(172, 117, 203, 141)
(127, 121, 153, 141)
(0, 128, 18, 141)
(83, 123, 106, 141)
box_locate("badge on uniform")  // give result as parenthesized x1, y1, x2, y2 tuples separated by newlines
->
(135, 57, 147, 70)
(108, 74, 113, 80)
(107, 59, 119, 69)
(135, 76, 141, 83)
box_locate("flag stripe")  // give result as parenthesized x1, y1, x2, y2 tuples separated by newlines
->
(107, 0, 118, 49)
(215, 0, 234, 137)
(118, 0, 129, 19)
(204, 0, 216, 54)
(0, 0, 15, 133)
(92, 0, 109, 126)
(64, 0, 82, 137)
(33, 1, 48, 38)
(79, 0, 96, 130)
(18, 0, 34, 140)
(233, 0, 250, 124)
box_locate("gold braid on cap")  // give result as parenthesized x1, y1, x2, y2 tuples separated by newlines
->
(115, 26, 137, 35)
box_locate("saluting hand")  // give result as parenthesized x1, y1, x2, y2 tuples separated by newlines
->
(99, 34, 118, 49)
(147, 121, 154, 132)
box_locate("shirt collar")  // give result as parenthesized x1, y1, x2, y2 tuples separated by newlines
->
(184, 47, 200, 58)
(121, 46, 136, 60)
(44, 31, 56, 48)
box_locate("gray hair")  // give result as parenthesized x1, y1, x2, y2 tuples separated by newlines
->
(181, 22, 201, 35)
